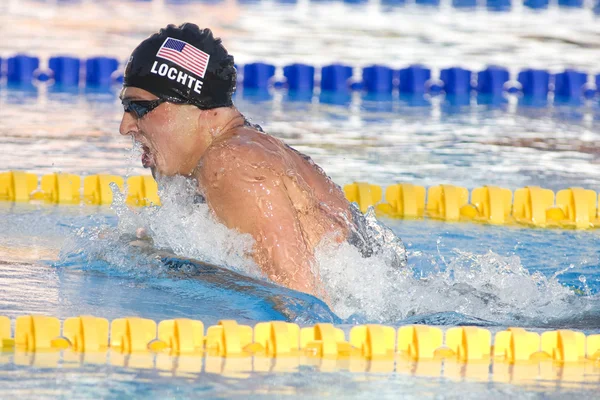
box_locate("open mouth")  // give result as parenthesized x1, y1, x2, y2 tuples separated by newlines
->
(141, 145, 155, 169)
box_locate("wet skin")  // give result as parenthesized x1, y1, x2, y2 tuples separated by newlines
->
(120, 87, 354, 297)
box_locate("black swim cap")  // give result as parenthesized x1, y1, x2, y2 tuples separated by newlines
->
(123, 23, 236, 109)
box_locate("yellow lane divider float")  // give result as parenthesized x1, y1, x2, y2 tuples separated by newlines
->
(346, 182, 600, 229)
(1, 315, 600, 381)
(2, 170, 600, 229)
(0, 171, 160, 207)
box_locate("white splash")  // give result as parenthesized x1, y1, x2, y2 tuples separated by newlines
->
(316, 238, 582, 324)
(70, 173, 588, 326)
(110, 175, 261, 278)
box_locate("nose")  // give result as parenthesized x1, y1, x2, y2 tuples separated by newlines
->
(119, 111, 138, 136)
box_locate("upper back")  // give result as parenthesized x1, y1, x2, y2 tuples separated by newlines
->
(198, 126, 350, 215)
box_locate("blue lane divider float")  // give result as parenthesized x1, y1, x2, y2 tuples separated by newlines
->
(477, 66, 509, 96)
(352, 0, 592, 10)
(415, 0, 441, 6)
(7, 55, 40, 85)
(2, 55, 121, 88)
(398, 65, 431, 94)
(381, 0, 407, 7)
(453, 0, 477, 8)
(554, 69, 588, 100)
(320, 64, 353, 92)
(30, 0, 599, 12)
(517, 69, 550, 99)
(236, 62, 597, 107)
(283, 63, 315, 102)
(487, 0, 512, 11)
(301, 0, 589, 10)
(241, 62, 276, 101)
(1, 54, 598, 107)
(349, 0, 590, 11)
(558, 0, 583, 7)
(283, 63, 315, 92)
(362, 65, 394, 94)
(318, 64, 354, 105)
(524, 0, 549, 8)
(242, 62, 276, 90)
(49, 56, 81, 87)
(440, 67, 472, 95)
(85, 57, 119, 87)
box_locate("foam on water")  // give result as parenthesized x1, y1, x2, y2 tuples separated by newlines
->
(111, 175, 260, 277)
(56, 168, 598, 327)
(317, 236, 595, 326)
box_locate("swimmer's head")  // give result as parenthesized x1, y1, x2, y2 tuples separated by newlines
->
(123, 23, 236, 109)
(119, 24, 240, 177)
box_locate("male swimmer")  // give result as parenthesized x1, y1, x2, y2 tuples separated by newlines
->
(120, 23, 400, 297)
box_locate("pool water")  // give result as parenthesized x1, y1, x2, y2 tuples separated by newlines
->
(2, 0, 600, 398)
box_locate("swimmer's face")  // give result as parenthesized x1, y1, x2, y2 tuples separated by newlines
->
(119, 87, 203, 176)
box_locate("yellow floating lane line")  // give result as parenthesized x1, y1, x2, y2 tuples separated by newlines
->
(1, 314, 600, 381)
(4, 170, 600, 229)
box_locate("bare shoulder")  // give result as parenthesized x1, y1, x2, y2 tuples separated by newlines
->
(198, 128, 286, 185)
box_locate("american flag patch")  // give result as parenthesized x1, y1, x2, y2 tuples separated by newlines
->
(156, 37, 210, 79)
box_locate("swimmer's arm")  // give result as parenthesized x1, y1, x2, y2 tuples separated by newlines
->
(198, 151, 319, 296)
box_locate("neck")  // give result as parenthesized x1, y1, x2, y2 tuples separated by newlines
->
(194, 107, 244, 156)
(188, 107, 245, 178)
(202, 107, 246, 142)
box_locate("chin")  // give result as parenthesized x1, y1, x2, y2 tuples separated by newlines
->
(152, 166, 180, 179)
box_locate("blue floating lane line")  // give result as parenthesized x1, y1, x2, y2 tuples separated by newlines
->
(398, 65, 431, 95)
(518, 69, 550, 99)
(440, 67, 472, 96)
(362, 65, 394, 95)
(49, 56, 81, 87)
(320, 64, 353, 92)
(243, 62, 276, 90)
(0, 56, 596, 105)
(86, 57, 119, 87)
(7, 55, 40, 85)
(284, 63, 315, 92)
(477, 67, 510, 96)
(554, 69, 588, 99)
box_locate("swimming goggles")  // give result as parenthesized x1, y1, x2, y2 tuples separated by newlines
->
(122, 98, 168, 119)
